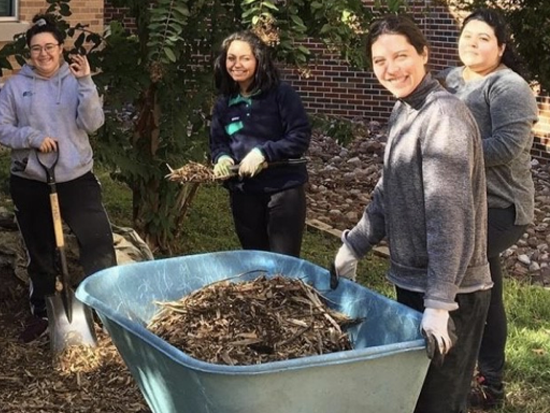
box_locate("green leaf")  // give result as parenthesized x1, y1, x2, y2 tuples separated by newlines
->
(320, 24, 331, 34)
(173, 6, 190, 16)
(262, 1, 278, 11)
(15, 55, 26, 67)
(290, 15, 304, 26)
(74, 32, 86, 50)
(164, 47, 177, 63)
(59, 3, 72, 17)
(297, 45, 310, 55)
(311, 1, 322, 10)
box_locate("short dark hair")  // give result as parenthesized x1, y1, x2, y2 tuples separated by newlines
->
(213, 31, 280, 96)
(366, 14, 429, 63)
(462, 8, 528, 78)
(25, 14, 65, 47)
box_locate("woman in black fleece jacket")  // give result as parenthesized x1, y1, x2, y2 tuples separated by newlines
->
(210, 31, 311, 257)
(334, 15, 493, 413)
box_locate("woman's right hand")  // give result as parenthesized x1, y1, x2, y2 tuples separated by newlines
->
(213, 155, 235, 179)
(39, 137, 58, 153)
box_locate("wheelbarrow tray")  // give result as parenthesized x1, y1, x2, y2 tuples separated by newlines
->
(76, 251, 430, 413)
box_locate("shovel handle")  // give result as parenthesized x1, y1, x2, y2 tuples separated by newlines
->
(36, 149, 60, 185)
(330, 263, 339, 289)
(49, 193, 65, 248)
(229, 157, 307, 173)
(36, 149, 73, 323)
(36, 150, 64, 248)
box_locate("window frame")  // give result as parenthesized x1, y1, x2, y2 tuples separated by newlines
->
(0, 0, 18, 22)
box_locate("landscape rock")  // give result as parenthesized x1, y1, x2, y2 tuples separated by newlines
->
(305, 120, 550, 287)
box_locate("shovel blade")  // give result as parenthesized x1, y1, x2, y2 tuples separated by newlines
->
(46, 290, 97, 354)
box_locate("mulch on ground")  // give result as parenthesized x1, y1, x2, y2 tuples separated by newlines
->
(0, 266, 149, 413)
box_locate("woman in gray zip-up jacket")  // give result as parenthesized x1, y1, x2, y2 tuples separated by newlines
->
(334, 15, 492, 413)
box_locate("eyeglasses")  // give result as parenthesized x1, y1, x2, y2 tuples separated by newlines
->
(30, 43, 60, 55)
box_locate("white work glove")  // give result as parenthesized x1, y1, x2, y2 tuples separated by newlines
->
(421, 308, 457, 366)
(238, 148, 265, 177)
(213, 155, 235, 179)
(334, 243, 358, 281)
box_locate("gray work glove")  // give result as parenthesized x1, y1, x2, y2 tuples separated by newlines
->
(421, 308, 457, 366)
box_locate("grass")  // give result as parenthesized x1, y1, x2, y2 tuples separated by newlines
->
(2, 154, 549, 413)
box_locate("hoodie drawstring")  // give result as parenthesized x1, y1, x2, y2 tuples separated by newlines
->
(56, 75, 62, 104)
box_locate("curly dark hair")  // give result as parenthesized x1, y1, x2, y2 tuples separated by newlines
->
(25, 13, 65, 47)
(462, 8, 528, 79)
(213, 31, 279, 96)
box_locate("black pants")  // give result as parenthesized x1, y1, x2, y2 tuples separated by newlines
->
(229, 185, 306, 257)
(10, 172, 117, 318)
(479, 206, 527, 386)
(396, 287, 491, 413)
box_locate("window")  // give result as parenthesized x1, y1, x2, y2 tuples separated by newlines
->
(0, 0, 26, 42)
(0, 0, 17, 20)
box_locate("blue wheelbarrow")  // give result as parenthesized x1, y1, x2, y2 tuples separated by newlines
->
(76, 250, 430, 413)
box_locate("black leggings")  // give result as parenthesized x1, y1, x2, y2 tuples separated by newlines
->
(479, 206, 527, 386)
(10, 172, 117, 317)
(397, 287, 491, 413)
(229, 185, 306, 257)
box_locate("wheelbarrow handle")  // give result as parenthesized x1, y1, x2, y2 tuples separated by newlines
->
(229, 157, 307, 173)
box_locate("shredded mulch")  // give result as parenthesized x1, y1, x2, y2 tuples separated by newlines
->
(165, 161, 217, 183)
(148, 275, 357, 365)
(0, 266, 150, 413)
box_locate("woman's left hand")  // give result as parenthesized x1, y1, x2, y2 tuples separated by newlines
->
(69, 54, 91, 78)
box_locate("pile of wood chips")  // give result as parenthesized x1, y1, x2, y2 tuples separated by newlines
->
(148, 275, 357, 366)
(0, 264, 150, 412)
(165, 161, 217, 183)
(0, 329, 149, 413)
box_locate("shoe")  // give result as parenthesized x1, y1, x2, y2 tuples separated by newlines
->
(469, 375, 505, 410)
(19, 315, 49, 343)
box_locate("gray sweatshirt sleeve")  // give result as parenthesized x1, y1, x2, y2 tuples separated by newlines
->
(343, 177, 386, 258)
(421, 107, 479, 308)
(75, 75, 105, 133)
(480, 76, 538, 167)
(0, 83, 45, 149)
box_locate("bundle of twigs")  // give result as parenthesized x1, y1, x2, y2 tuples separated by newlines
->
(165, 161, 217, 184)
(148, 275, 358, 366)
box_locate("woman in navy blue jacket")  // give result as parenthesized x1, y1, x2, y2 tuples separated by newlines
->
(210, 31, 311, 257)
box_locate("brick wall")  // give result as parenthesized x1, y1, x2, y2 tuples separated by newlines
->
(19, 0, 104, 35)
(101, 0, 550, 162)
(103, 0, 135, 31)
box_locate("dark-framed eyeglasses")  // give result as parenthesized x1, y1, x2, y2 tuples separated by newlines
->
(30, 43, 60, 55)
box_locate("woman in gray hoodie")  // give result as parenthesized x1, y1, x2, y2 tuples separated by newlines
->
(333, 15, 493, 413)
(0, 14, 117, 343)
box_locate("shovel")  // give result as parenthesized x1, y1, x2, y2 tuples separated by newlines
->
(36, 149, 97, 354)
(228, 157, 307, 175)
